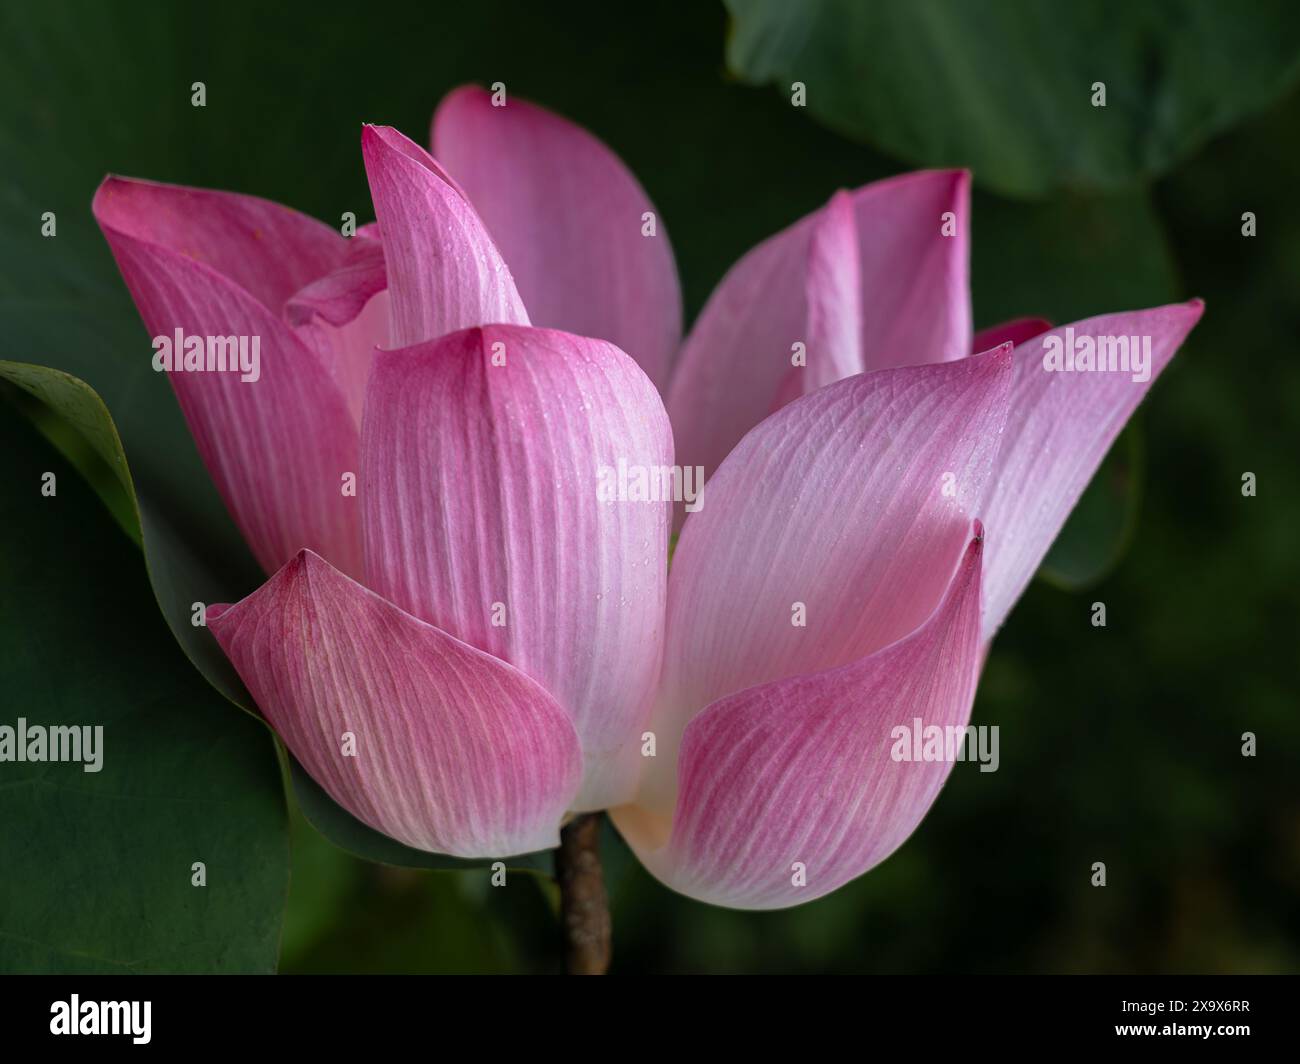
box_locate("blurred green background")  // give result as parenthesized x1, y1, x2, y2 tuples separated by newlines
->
(2, 0, 1297, 973)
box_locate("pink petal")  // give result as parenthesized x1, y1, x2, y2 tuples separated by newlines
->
(972, 317, 1052, 353)
(666, 205, 821, 485)
(639, 345, 1013, 815)
(668, 170, 971, 485)
(804, 188, 864, 392)
(854, 169, 971, 371)
(94, 177, 363, 578)
(360, 124, 529, 348)
(361, 325, 672, 810)
(285, 235, 387, 329)
(286, 238, 390, 427)
(614, 529, 985, 909)
(433, 85, 682, 392)
(89, 175, 346, 313)
(979, 300, 1204, 639)
(764, 189, 868, 416)
(209, 550, 581, 858)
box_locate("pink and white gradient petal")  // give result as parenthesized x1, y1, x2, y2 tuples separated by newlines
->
(615, 530, 985, 909)
(209, 550, 582, 859)
(94, 177, 363, 578)
(360, 124, 529, 348)
(286, 238, 390, 428)
(433, 85, 682, 392)
(978, 300, 1203, 639)
(668, 170, 971, 485)
(361, 325, 672, 810)
(639, 344, 1013, 817)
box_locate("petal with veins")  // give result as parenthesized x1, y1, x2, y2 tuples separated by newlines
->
(94, 177, 362, 577)
(91, 174, 345, 312)
(286, 238, 390, 427)
(361, 124, 529, 347)
(614, 530, 985, 909)
(433, 85, 682, 392)
(209, 550, 581, 858)
(640, 344, 1012, 816)
(979, 300, 1203, 639)
(668, 170, 971, 486)
(361, 324, 672, 810)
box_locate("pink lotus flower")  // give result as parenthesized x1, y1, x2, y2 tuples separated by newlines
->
(94, 85, 1201, 909)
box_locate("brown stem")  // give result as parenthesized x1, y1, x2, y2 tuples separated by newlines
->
(556, 813, 611, 974)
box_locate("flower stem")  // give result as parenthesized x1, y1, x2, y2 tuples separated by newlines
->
(556, 813, 611, 974)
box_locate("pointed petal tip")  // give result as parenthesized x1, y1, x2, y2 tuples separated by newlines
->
(1169, 298, 1205, 337)
(932, 515, 984, 614)
(891, 166, 969, 216)
(360, 124, 416, 160)
(912, 166, 970, 202)
(91, 177, 116, 220)
(957, 523, 986, 598)
(1118, 297, 1205, 346)
(967, 338, 1014, 378)
(208, 547, 320, 629)
(1144, 296, 1205, 325)
(972, 317, 1053, 353)
(274, 544, 319, 575)
(975, 300, 1201, 640)
(972, 337, 1016, 358)
(361, 127, 522, 344)
(91, 174, 152, 227)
